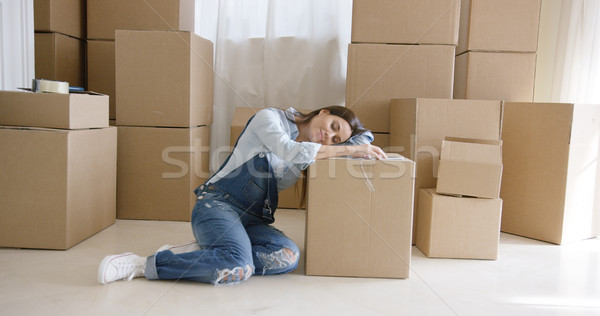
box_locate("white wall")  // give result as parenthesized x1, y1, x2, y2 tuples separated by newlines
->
(534, 0, 562, 102)
(0, 0, 34, 91)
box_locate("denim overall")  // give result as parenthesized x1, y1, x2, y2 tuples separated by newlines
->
(145, 116, 300, 285)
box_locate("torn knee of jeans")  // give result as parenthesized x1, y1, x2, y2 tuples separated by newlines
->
(256, 248, 299, 275)
(212, 264, 253, 286)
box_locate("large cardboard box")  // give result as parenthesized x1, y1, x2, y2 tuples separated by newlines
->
(230, 107, 306, 209)
(87, 0, 195, 40)
(35, 32, 85, 88)
(34, 0, 85, 39)
(454, 51, 536, 102)
(351, 0, 460, 45)
(458, 0, 541, 54)
(416, 189, 502, 260)
(0, 126, 116, 250)
(501, 102, 600, 244)
(306, 155, 415, 278)
(389, 98, 502, 243)
(0, 90, 108, 129)
(116, 30, 214, 127)
(117, 126, 211, 221)
(346, 44, 455, 133)
(87, 40, 116, 120)
(436, 137, 503, 199)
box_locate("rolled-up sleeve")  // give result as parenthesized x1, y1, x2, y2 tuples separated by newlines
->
(250, 109, 321, 165)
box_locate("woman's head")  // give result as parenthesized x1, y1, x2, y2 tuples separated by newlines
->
(296, 106, 369, 145)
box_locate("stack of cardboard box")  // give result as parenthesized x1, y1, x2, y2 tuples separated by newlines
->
(86, 0, 195, 121)
(0, 90, 116, 250)
(453, 0, 542, 101)
(34, 0, 86, 89)
(417, 137, 503, 259)
(346, 0, 461, 149)
(115, 29, 213, 222)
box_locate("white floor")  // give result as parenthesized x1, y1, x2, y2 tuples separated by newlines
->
(1, 209, 599, 316)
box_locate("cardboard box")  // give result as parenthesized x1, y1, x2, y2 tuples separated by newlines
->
(306, 155, 415, 278)
(389, 98, 502, 243)
(346, 44, 455, 133)
(87, 40, 116, 120)
(351, 0, 460, 45)
(116, 30, 213, 127)
(372, 133, 390, 152)
(0, 90, 108, 129)
(35, 32, 85, 88)
(458, 0, 541, 54)
(87, 0, 195, 40)
(117, 126, 210, 221)
(34, 0, 85, 39)
(454, 51, 536, 102)
(230, 106, 307, 209)
(0, 126, 116, 250)
(501, 102, 600, 244)
(416, 189, 502, 260)
(436, 137, 503, 199)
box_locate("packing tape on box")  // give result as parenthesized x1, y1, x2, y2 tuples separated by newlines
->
(31, 79, 69, 94)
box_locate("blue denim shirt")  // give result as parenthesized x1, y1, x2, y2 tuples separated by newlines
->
(207, 107, 373, 192)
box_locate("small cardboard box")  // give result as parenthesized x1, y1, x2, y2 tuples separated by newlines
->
(0, 126, 116, 250)
(87, 0, 195, 40)
(454, 51, 537, 102)
(416, 189, 502, 260)
(346, 44, 455, 133)
(116, 30, 213, 127)
(351, 0, 460, 45)
(389, 98, 502, 243)
(87, 40, 116, 120)
(230, 107, 308, 209)
(34, 0, 85, 39)
(306, 155, 415, 278)
(501, 102, 600, 244)
(117, 126, 211, 221)
(458, 0, 542, 54)
(0, 90, 108, 129)
(35, 32, 85, 88)
(436, 137, 503, 199)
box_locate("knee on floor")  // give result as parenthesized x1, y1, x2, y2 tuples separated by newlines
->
(256, 247, 300, 274)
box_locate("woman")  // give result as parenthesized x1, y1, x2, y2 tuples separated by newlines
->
(97, 106, 387, 285)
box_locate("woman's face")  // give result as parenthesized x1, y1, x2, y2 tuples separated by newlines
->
(308, 110, 353, 145)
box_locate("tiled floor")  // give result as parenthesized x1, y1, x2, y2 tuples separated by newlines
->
(1, 209, 599, 316)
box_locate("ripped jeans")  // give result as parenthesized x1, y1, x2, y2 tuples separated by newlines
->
(145, 192, 300, 285)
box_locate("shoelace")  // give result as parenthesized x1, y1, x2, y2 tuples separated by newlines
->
(112, 260, 145, 281)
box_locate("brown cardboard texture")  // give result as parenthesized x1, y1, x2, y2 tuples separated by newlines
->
(346, 44, 455, 133)
(501, 102, 600, 244)
(87, 0, 195, 40)
(0, 126, 116, 250)
(116, 30, 213, 127)
(0, 90, 108, 129)
(117, 126, 210, 221)
(34, 0, 85, 39)
(454, 51, 536, 102)
(87, 40, 116, 120)
(389, 98, 502, 243)
(436, 137, 503, 199)
(35, 32, 85, 88)
(306, 155, 415, 278)
(351, 0, 460, 45)
(458, 0, 541, 54)
(230, 107, 308, 209)
(416, 189, 502, 260)
(372, 133, 390, 152)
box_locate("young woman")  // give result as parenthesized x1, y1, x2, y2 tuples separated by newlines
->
(98, 106, 386, 285)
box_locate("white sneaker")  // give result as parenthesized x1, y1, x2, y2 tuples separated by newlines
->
(156, 241, 201, 254)
(97, 252, 146, 284)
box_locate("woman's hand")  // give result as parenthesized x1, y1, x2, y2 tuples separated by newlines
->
(346, 144, 388, 160)
(315, 143, 388, 160)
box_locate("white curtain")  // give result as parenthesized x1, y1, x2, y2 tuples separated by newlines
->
(194, 0, 352, 171)
(550, 0, 600, 103)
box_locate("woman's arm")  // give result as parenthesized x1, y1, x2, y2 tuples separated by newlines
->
(315, 143, 388, 160)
